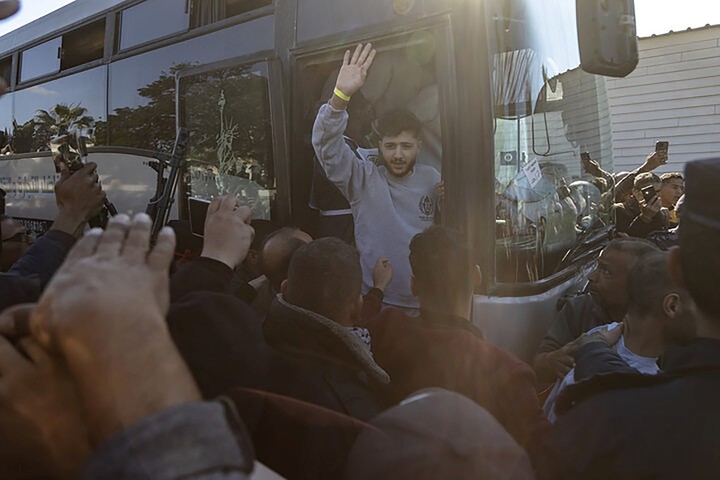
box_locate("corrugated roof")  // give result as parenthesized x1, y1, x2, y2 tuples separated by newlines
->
(640, 23, 720, 39)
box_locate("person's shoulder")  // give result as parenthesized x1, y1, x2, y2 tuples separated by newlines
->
(415, 163, 441, 179)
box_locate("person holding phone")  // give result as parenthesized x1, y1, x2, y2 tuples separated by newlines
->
(614, 172, 669, 238)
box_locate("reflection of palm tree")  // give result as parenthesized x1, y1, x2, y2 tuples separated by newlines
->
(33, 104, 95, 151)
(215, 90, 240, 192)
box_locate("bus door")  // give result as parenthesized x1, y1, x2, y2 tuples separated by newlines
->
(290, 21, 456, 236)
(176, 55, 289, 224)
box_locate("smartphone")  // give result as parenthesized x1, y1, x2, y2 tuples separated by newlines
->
(655, 141, 669, 154)
(188, 197, 211, 237)
(641, 185, 657, 204)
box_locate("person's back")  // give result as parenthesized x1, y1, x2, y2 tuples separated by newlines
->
(536, 157, 720, 480)
(364, 226, 546, 448)
(263, 238, 389, 422)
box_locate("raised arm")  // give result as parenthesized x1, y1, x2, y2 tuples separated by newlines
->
(312, 44, 377, 203)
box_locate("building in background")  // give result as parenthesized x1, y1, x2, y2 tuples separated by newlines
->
(607, 24, 720, 174)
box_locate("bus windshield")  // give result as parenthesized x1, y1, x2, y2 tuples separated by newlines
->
(486, 0, 616, 284)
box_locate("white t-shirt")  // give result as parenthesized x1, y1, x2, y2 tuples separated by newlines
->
(543, 322, 660, 423)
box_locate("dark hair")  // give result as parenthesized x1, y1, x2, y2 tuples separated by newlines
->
(285, 238, 362, 320)
(250, 219, 279, 251)
(262, 227, 310, 291)
(627, 251, 676, 318)
(679, 218, 720, 319)
(409, 226, 473, 310)
(634, 172, 661, 190)
(660, 172, 684, 184)
(605, 237, 659, 269)
(376, 110, 422, 140)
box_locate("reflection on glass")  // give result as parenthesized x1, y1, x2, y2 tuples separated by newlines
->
(108, 15, 273, 152)
(180, 63, 275, 220)
(11, 66, 107, 153)
(0, 95, 12, 154)
(487, 0, 614, 283)
(20, 37, 62, 83)
(120, 0, 189, 51)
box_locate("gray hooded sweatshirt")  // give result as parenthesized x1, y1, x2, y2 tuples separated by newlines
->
(312, 104, 440, 308)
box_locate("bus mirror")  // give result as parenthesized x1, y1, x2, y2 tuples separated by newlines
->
(576, 0, 638, 77)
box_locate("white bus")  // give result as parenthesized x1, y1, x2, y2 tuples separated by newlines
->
(0, 0, 638, 360)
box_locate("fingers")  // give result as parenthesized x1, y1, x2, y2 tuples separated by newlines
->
(350, 43, 363, 65)
(122, 213, 152, 262)
(207, 197, 222, 216)
(147, 226, 176, 271)
(17, 338, 53, 371)
(65, 228, 103, 262)
(343, 49, 351, 66)
(95, 214, 130, 256)
(219, 194, 239, 212)
(357, 43, 374, 66)
(0, 335, 28, 376)
(0, 304, 34, 338)
(236, 205, 252, 225)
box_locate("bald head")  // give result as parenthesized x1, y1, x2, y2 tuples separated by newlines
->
(261, 227, 312, 291)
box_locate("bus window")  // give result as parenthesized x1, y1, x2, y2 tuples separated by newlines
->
(20, 37, 61, 83)
(486, 0, 615, 284)
(178, 62, 275, 220)
(293, 31, 444, 234)
(119, 0, 189, 51)
(0, 95, 12, 153)
(11, 66, 107, 154)
(1, 56, 11, 87)
(190, 0, 271, 28)
(61, 19, 105, 70)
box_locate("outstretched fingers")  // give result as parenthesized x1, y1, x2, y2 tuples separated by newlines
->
(362, 48, 376, 72)
(95, 214, 131, 256)
(147, 226, 176, 271)
(65, 228, 103, 263)
(357, 43, 374, 66)
(350, 43, 363, 65)
(343, 49, 351, 66)
(122, 213, 153, 262)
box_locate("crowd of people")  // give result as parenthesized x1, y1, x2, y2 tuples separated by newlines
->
(1, 6, 719, 477)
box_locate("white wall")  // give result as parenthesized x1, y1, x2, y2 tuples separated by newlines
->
(607, 25, 720, 175)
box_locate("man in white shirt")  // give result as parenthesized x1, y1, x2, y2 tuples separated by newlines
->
(544, 251, 695, 422)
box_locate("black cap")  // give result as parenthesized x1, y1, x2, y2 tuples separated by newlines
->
(683, 158, 720, 230)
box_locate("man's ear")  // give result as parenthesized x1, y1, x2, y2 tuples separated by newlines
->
(280, 279, 288, 296)
(668, 247, 686, 289)
(663, 292, 681, 319)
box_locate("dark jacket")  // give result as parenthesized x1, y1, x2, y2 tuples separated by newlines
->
(614, 198, 666, 238)
(0, 230, 75, 311)
(264, 295, 389, 420)
(536, 338, 720, 480)
(536, 293, 613, 355)
(363, 307, 549, 449)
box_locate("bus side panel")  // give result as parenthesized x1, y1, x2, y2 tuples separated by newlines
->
(0, 153, 173, 223)
(472, 275, 585, 363)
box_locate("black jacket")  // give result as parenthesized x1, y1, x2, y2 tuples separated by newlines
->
(0, 230, 75, 311)
(535, 338, 720, 480)
(536, 293, 613, 355)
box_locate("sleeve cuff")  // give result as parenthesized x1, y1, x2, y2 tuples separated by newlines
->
(196, 257, 235, 283)
(83, 401, 254, 480)
(44, 229, 77, 250)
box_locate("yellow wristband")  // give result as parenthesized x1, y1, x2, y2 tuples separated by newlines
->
(333, 87, 351, 102)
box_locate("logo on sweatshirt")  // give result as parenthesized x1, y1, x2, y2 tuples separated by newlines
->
(419, 195, 435, 221)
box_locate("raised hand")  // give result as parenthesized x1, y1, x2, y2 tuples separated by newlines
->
(372, 258, 393, 292)
(0, 331, 90, 479)
(333, 43, 377, 102)
(29, 213, 200, 444)
(52, 162, 107, 237)
(201, 195, 255, 269)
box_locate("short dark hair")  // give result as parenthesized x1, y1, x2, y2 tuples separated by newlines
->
(605, 237, 659, 269)
(660, 172, 684, 184)
(262, 227, 309, 291)
(627, 251, 676, 318)
(409, 226, 473, 310)
(679, 217, 720, 319)
(285, 238, 362, 320)
(634, 172, 661, 190)
(376, 110, 422, 139)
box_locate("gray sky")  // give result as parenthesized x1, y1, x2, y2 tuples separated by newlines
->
(1, 0, 719, 41)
